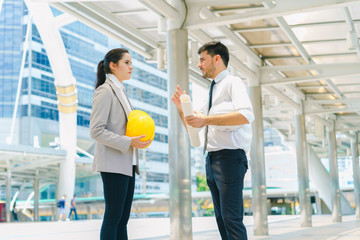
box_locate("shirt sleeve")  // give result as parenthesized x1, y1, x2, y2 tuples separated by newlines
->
(230, 76, 254, 124)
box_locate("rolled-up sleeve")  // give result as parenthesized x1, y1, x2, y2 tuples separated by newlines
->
(231, 77, 254, 124)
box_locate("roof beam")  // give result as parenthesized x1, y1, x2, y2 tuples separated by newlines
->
(344, 7, 360, 58)
(12, 158, 63, 172)
(263, 52, 357, 60)
(261, 63, 360, 86)
(263, 59, 305, 100)
(200, 8, 261, 66)
(307, 91, 360, 97)
(233, 19, 360, 33)
(261, 74, 360, 86)
(335, 126, 360, 132)
(305, 106, 360, 115)
(262, 86, 301, 111)
(233, 25, 280, 33)
(54, 13, 76, 27)
(185, 0, 360, 30)
(51, 2, 153, 59)
(264, 2, 347, 103)
(305, 99, 360, 105)
(111, 8, 149, 16)
(139, 0, 178, 19)
(33, 0, 109, 2)
(312, 115, 332, 128)
(186, 0, 272, 5)
(273, 16, 312, 63)
(78, 2, 158, 49)
(261, 62, 360, 72)
(211, 5, 265, 14)
(250, 39, 351, 49)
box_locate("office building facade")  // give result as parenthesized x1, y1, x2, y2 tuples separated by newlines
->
(0, 0, 196, 201)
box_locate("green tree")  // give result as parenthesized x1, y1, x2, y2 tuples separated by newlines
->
(196, 173, 209, 192)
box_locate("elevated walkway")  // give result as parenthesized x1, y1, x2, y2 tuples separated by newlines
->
(0, 215, 359, 239)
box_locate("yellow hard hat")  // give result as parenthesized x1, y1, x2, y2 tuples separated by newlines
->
(126, 110, 155, 148)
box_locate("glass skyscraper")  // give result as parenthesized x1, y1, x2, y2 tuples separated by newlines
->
(0, 0, 196, 204)
(0, 0, 22, 119)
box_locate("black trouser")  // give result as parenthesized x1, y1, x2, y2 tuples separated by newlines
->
(206, 149, 248, 240)
(69, 208, 78, 220)
(100, 168, 135, 240)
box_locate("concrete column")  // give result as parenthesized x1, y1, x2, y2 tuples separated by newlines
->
(33, 172, 39, 221)
(24, 0, 77, 205)
(167, 28, 192, 240)
(351, 133, 360, 218)
(249, 85, 268, 235)
(294, 112, 312, 227)
(327, 127, 342, 222)
(5, 164, 11, 222)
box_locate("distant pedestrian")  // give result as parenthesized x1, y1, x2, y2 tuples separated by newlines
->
(58, 195, 70, 221)
(12, 202, 18, 222)
(69, 194, 78, 220)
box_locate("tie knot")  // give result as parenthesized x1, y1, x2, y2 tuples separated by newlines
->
(210, 80, 216, 87)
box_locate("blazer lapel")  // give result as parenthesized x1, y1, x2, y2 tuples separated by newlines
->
(106, 79, 132, 118)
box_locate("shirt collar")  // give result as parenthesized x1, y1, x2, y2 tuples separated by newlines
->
(213, 69, 229, 83)
(108, 74, 124, 90)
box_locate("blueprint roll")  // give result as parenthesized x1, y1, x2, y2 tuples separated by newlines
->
(180, 94, 201, 147)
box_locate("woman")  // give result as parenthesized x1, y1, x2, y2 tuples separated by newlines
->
(90, 48, 151, 240)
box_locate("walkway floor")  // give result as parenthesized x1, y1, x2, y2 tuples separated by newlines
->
(0, 215, 359, 240)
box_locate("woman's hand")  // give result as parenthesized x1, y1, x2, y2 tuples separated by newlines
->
(130, 135, 152, 149)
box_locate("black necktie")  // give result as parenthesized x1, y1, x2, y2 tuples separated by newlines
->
(208, 80, 216, 111)
(203, 80, 216, 154)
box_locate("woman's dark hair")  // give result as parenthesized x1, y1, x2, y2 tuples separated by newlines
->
(198, 41, 229, 67)
(95, 48, 129, 89)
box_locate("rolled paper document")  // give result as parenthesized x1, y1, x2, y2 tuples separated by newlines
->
(180, 94, 201, 147)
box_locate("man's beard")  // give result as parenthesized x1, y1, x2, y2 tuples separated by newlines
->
(202, 72, 210, 79)
(201, 65, 215, 79)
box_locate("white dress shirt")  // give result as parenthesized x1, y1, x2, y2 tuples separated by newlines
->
(108, 74, 136, 165)
(199, 70, 254, 153)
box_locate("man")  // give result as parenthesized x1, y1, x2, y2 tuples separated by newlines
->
(69, 194, 78, 220)
(171, 41, 254, 240)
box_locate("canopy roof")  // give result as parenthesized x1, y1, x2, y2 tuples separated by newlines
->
(42, 0, 360, 157)
(0, 144, 93, 187)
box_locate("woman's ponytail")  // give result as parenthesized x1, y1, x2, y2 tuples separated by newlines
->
(95, 60, 106, 89)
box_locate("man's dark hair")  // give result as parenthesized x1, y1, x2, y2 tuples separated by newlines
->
(198, 41, 230, 67)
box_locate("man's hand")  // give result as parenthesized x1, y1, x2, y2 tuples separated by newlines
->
(130, 135, 152, 149)
(185, 111, 207, 128)
(171, 85, 185, 111)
